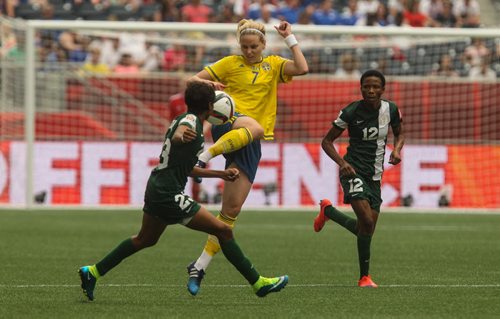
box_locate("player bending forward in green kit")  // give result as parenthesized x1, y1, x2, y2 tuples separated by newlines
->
(314, 70, 405, 288)
(78, 82, 288, 301)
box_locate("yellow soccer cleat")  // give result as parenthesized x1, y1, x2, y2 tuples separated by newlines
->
(253, 275, 289, 297)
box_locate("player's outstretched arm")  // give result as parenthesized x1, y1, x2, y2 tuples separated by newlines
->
(275, 21, 308, 76)
(188, 70, 226, 91)
(190, 167, 240, 181)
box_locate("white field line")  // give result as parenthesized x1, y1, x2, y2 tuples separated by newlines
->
(1, 206, 500, 215)
(234, 224, 498, 232)
(1, 283, 499, 289)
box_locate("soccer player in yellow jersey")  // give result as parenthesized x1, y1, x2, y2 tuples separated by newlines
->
(186, 19, 308, 295)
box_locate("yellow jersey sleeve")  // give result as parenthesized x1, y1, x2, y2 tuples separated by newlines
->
(204, 55, 292, 140)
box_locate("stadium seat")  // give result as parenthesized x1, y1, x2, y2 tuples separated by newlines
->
(14, 4, 42, 19)
(206, 47, 231, 62)
(108, 5, 138, 21)
(48, 0, 67, 5)
(73, 2, 109, 20)
(138, 3, 161, 20)
(319, 48, 338, 72)
(52, 3, 77, 20)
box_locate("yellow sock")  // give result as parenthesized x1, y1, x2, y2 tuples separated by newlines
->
(203, 213, 237, 256)
(89, 265, 101, 279)
(208, 128, 253, 158)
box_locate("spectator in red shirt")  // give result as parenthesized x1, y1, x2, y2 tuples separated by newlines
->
(403, 0, 429, 27)
(113, 53, 140, 74)
(181, 0, 214, 23)
(168, 85, 187, 121)
(163, 44, 187, 72)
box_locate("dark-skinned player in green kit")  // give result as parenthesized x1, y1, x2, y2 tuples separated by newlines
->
(78, 81, 288, 301)
(314, 70, 405, 288)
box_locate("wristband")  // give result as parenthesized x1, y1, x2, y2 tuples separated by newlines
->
(284, 34, 298, 48)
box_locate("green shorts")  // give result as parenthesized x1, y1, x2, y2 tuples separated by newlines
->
(340, 174, 382, 213)
(143, 191, 201, 225)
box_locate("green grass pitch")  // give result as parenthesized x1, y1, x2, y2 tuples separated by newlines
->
(0, 208, 499, 318)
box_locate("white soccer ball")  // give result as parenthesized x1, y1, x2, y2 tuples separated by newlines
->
(207, 91, 235, 125)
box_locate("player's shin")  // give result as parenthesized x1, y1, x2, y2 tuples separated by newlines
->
(198, 128, 253, 163)
(325, 206, 357, 235)
(96, 238, 138, 276)
(219, 238, 260, 285)
(357, 234, 372, 278)
(195, 213, 237, 270)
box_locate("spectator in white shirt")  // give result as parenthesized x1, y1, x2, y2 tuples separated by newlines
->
(462, 38, 490, 69)
(419, 0, 443, 21)
(469, 56, 496, 80)
(357, 0, 380, 18)
(453, 0, 480, 27)
(89, 38, 122, 69)
(334, 53, 362, 78)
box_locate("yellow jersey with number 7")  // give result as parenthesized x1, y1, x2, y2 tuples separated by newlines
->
(204, 55, 292, 140)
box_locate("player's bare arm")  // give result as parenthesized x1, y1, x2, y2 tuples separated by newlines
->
(190, 167, 240, 181)
(275, 21, 308, 76)
(172, 124, 197, 144)
(389, 123, 405, 165)
(188, 70, 226, 91)
(322, 126, 356, 177)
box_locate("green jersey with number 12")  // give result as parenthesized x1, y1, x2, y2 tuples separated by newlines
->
(333, 99, 402, 181)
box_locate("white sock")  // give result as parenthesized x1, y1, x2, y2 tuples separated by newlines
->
(198, 150, 213, 164)
(194, 250, 213, 271)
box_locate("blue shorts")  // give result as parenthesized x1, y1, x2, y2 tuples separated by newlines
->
(211, 113, 262, 183)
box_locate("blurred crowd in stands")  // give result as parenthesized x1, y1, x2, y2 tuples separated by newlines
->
(1, 0, 499, 78)
(1, 0, 484, 28)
